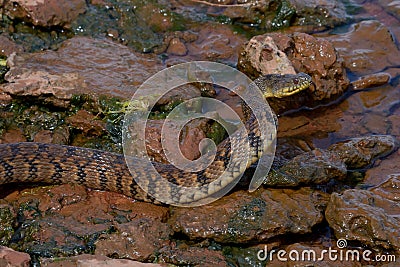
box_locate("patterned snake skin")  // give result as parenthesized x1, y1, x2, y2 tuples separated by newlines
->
(0, 73, 312, 205)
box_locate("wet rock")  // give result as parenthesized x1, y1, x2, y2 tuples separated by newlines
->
(0, 246, 30, 267)
(1, 37, 164, 106)
(351, 72, 391, 90)
(371, 174, 400, 202)
(326, 20, 400, 75)
(168, 0, 347, 30)
(289, 0, 348, 28)
(238, 32, 349, 112)
(166, 37, 188, 56)
(1, 0, 86, 29)
(66, 110, 106, 137)
(328, 135, 398, 169)
(263, 148, 347, 187)
(325, 186, 400, 251)
(169, 187, 328, 243)
(158, 245, 228, 267)
(143, 118, 209, 163)
(378, 0, 400, 21)
(2, 184, 169, 259)
(0, 205, 14, 245)
(41, 254, 164, 267)
(95, 218, 172, 262)
(238, 34, 296, 77)
(183, 24, 247, 65)
(0, 128, 26, 143)
(263, 135, 397, 187)
(0, 34, 24, 57)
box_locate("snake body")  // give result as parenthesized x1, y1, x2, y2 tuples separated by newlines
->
(0, 73, 312, 205)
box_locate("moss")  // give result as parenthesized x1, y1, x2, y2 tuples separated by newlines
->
(206, 121, 227, 146)
(0, 206, 14, 246)
(72, 0, 188, 53)
(271, 0, 296, 30)
(0, 56, 9, 84)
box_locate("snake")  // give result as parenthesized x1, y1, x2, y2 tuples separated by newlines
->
(0, 73, 312, 205)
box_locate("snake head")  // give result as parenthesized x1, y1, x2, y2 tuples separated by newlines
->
(257, 72, 313, 98)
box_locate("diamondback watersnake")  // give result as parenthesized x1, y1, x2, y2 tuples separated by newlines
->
(0, 72, 312, 205)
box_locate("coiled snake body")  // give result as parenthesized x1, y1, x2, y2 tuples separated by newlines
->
(0, 73, 312, 205)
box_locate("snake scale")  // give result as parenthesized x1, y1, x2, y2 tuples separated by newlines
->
(0, 73, 312, 205)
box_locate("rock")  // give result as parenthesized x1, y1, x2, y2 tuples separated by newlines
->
(263, 148, 347, 187)
(0, 246, 30, 267)
(1, 0, 87, 29)
(0, 128, 26, 143)
(41, 254, 165, 267)
(350, 72, 391, 90)
(328, 135, 398, 169)
(326, 20, 400, 75)
(238, 35, 296, 77)
(1, 36, 164, 106)
(169, 187, 328, 243)
(371, 174, 400, 201)
(140, 118, 209, 164)
(325, 186, 400, 251)
(238, 32, 349, 112)
(66, 110, 106, 136)
(0, 34, 24, 57)
(166, 37, 187, 56)
(263, 135, 397, 187)
(95, 218, 172, 262)
(167, 0, 347, 31)
(2, 184, 169, 258)
(158, 245, 228, 267)
(183, 24, 247, 65)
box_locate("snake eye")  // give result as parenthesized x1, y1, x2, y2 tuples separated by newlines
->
(293, 78, 299, 84)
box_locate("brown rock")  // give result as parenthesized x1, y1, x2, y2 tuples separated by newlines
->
(325, 188, 400, 251)
(0, 128, 26, 143)
(158, 245, 228, 267)
(66, 110, 106, 136)
(2, 0, 86, 29)
(41, 254, 165, 267)
(2, 184, 169, 259)
(263, 148, 347, 187)
(185, 24, 247, 64)
(33, 130, 53, 143)
(328, 135, 397, 169)
(169, 187, 328, 243)
(167, 38, 187, 56)
(371, 174, 400, 202)
(238, 35, 296, 77)
(95, 218, 172, 262)
(351, 72, 391, 90)
(0, 246, 30, 267)
(238, 32, 349, 112)
(0, 34, 24, 57)
(143, 118, 209, 164)
(2, 37, 164, 106)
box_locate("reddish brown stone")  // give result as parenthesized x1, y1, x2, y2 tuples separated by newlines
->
(169, 187, 328, 243)
(0, 246, 30, 267)
(2, 0, 86, 29)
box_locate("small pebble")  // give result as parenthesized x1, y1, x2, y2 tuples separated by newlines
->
(351, 72, 390, 90)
